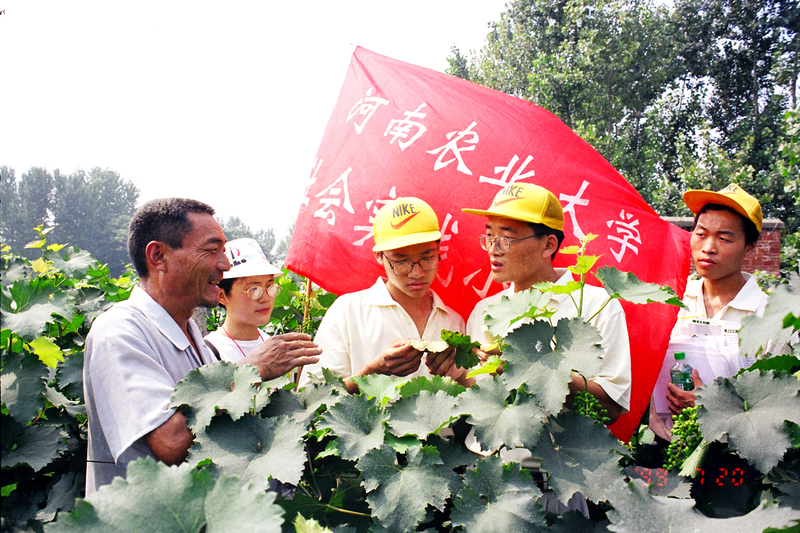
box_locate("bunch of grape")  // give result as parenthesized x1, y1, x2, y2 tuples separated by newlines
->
(574, 389, 611, 425)
(663, 406, 702, 470)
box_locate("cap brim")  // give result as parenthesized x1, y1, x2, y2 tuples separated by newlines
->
(223, 262, 282, 278)
(373, 230, 442, 252)
(683, 190, 753, 224)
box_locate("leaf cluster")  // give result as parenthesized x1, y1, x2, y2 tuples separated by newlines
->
(1, 236, 137, 531)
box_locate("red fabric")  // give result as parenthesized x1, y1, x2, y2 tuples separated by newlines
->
(286, 47, 691, 441)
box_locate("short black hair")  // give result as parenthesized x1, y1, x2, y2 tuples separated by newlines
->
(693, 203, 760, 246)
(527, 222, 565, 261)
(127, 198, 216, 278)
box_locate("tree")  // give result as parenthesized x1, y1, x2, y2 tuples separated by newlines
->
(218, 216, 277, 263)
(1, 167, 55, 259)
(50, 168, 140, 276)
(448, 0, 800, 233)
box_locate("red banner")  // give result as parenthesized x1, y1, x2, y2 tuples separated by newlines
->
(286, 47, 691, 440)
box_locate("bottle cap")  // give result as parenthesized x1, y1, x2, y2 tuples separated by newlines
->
(674, 351, 686, 360)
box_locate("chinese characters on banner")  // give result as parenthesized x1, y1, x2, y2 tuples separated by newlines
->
(286, 47, 691, 441)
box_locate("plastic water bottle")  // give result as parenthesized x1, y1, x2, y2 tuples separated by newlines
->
(670, 351, 694, 391)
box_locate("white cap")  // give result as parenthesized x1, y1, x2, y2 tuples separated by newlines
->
(223, 238, 282, 279)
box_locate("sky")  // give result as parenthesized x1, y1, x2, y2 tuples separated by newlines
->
(1, 1, 510, 243)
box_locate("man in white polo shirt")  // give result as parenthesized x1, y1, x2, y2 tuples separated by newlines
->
(462, 183, 631, 422)
(299, 197, 467, 393)
(83, 199, 321, 494)
(650, 183, 770, 439)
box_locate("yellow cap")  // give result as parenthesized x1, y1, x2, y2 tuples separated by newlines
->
(373, 197, 442, 252)
(683, 183, 763, 232)
(462, 182, 564, 231)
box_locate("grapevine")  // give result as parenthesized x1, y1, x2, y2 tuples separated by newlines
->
(663, 406, 702, 470)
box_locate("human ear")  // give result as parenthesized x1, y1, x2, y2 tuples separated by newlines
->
(374, 251, 384, 265)
(542, 235, 559, 258)
(145, 241, 169, 273)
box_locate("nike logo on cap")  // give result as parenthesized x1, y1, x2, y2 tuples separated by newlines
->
(391, 212, 420, 230)
(494, 196, 524, 206)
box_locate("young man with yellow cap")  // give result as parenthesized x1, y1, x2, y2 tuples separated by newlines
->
(650, 183, 768, 439)
(462, 183, 631, 422)
(299, 197, 466, 393)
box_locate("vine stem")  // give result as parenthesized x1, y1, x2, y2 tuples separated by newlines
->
(294, 277, 314, 391)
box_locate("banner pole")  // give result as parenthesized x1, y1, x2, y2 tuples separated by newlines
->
(294, 277, 313, 390)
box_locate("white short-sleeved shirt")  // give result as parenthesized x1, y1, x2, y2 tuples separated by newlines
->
(466, 270, 631, 412)
(650, 274, 769, 437)
(204, 329, 268, 363)
(84, 286, 217, 494)
(299, 278, 465, 386)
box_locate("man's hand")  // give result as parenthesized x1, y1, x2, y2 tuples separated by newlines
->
(667, 369, 703, 416)
(240, 333, 321, 381)
(369, 339, 424, 377)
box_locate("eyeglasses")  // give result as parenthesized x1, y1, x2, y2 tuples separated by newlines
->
(479, 234, 540, 254)
(235, 284, 281, 300)
(382, 254, 441, 276)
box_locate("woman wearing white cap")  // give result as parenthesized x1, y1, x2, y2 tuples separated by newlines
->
(204, 238, 287, 363)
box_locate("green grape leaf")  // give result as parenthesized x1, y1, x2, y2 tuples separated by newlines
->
(398, 375, 466, 398)
(441, 330, 481, 369)
(450, 455, 545, 532)
(189, 414, 307, 486)
(258, 388, 306, 421)
(534, 412, 625, 503)
(56, 351, 84, 400)
(739, 355, 800, 376)
(387, 390, 457, 439)
(293, 515, 333, 533)
(567, 254, 600, 275)
(351, 374, 401, 405)
(170, 361, 261, 433)
(502, 319, 604, 414)
(357, 445, 457, 533)
(318, 394, 388, 461)
(467, 355, 503, 378)
(426, 434, 478, 472)
(739, 279, 800, 357)
(294, 375, 345, 425)
(595, 266, 685, 307)
(43, 247, 98, 278)
(45, 384, 85, 418)
(1, 415, 67, 472)
(2, 279, 75, 341)
(29, 336, 65, 367)
(533, 280, 582, 295)
(484, 289, 552, 338)
(1, 350, 48, 424)
(45, 457, 212, 533)
(204, 475, 284, 533)
(456, 378, 546, 452)
(383, 430, 419, 453)
(697, 371, 800, 473)
(36, 471, 81, 522)
(605, 479, 800, 533)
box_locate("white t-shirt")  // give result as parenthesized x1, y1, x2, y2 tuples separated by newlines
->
(650, 274, 769, 437)
(299, 278, 465, 386)
(204, 329, 268, 363)
(466, 269, 631, 412)
(83, 286, 217, 494)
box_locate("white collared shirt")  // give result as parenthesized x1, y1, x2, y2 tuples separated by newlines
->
(84, 286, 217, 494)
(299, 278, 465, 386)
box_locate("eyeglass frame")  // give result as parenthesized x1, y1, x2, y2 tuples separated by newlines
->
(234, 284, 281, 300)
(479, 233, 542, 254)
(381, 254, 441, 276)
